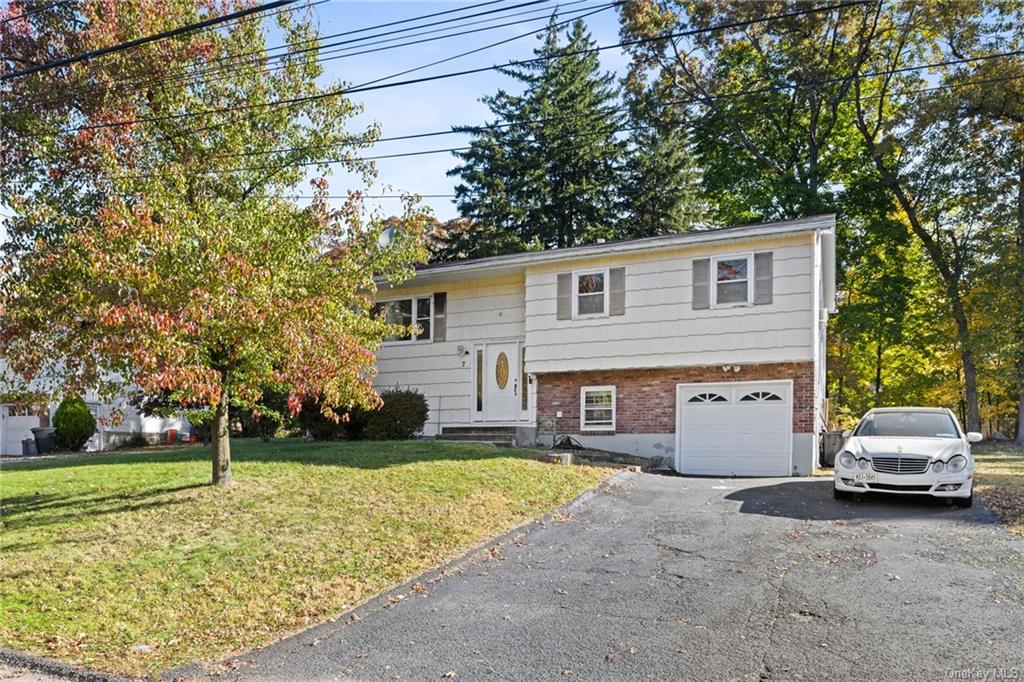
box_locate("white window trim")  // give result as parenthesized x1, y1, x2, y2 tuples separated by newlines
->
(379, 294, 433, 345)
(580, 385, 616, 432)
(572, 268, 610, 319)
(710, 252, 754, 309)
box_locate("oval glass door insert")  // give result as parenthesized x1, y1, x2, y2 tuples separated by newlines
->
(495, 352, 509, 389)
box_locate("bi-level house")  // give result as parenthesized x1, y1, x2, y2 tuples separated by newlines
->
(373, 215, 836, 476)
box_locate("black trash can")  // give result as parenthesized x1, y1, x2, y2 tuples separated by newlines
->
(32, 426, 57, 454)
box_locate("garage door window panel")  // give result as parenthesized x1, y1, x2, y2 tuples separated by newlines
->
(581, 386, 615, 431)
(739, 391, 783, 402)
(712, 254, 752, 307)
(688, 392, 728, 403)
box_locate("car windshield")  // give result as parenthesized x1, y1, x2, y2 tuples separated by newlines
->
(855, 411, 960, 439)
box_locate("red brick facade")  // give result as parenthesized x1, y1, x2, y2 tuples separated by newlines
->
(535, 362, 815, 436)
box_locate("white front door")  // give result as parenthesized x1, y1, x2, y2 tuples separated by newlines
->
(483, 342, 520, 422)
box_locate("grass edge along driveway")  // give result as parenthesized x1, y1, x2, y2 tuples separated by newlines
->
(973, 441, 1024, 537)
(0, 439, 610, 676)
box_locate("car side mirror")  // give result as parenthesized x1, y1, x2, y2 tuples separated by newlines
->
(966, 432, 983, 443)
(841, 430, 852, 438)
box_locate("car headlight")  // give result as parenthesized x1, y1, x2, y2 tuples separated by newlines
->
(946, 455, 967, 474)
(838, 451, 856, 469)
(932, 460, 945, 473)
(857, 458, 870, 470)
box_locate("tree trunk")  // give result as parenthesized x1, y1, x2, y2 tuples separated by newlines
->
(1016, 143, 1024, 444)
(874, 337, 884, 407)
(212, 389, 231, 485)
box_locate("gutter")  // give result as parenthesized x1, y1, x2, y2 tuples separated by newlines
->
(379, 214, 836, 287)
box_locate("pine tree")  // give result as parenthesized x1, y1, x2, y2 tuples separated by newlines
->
(619, 98, 706, 238)
(449, 17, 625, 251)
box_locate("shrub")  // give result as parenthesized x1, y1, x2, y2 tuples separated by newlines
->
(126, 433, 149, 448)
(53, 396, 97, 451)
(297, 400, 346, 441)
(365, 388, 429, 441)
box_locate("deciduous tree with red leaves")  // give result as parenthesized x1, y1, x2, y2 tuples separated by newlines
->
(0, 1, 429, 484)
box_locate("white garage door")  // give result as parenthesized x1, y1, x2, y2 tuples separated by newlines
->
(676, 381, 792, 476)
(1, 405, 41, 456)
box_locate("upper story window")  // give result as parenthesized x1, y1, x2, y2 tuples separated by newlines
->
(713, 254, 752, 306)
(375, 296, 432, 343)
(574, 270, 608, 318)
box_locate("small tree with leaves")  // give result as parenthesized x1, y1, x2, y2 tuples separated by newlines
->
(0, 1, 429, 484)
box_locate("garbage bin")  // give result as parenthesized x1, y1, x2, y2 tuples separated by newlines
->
(22, 438, 38, 456)
(32, 426, 57, 454)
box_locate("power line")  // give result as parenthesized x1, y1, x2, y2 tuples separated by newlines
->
(46, 0, 871, 135)
(195, 47, 1024, 165)
(1, 1, 70, 24)
(16, 0, 616, 143)
(113, 67, 1024, 184)
(2, 0, 299, 80)
(22, 0, 569, 110)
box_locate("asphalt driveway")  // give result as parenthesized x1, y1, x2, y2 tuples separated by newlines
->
(174, 473, 1024, 681)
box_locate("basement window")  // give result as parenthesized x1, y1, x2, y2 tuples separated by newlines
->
(580, 385, 615, 431)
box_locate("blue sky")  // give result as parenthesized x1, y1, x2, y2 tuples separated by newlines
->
(306, 0, 629, 220)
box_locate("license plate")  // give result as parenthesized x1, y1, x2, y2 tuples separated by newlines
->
(854, 472, 878, 483)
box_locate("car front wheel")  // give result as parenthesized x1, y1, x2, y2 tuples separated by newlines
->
(953, 494, 973, 509)
(833, 486, 849, 501)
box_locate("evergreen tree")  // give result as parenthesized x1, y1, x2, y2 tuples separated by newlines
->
(619, 97, 706, 238)
(449, 17, 625, 250)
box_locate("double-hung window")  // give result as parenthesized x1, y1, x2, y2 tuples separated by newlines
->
(580, 385, 615, 431)
(712, 254, 752, 306)
(376, 296, 432, 342)
(573, 270, 608, 318)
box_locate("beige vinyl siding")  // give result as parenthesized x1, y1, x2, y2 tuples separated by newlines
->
(524, 235, 815, 374)
(374, 275, 525, 434)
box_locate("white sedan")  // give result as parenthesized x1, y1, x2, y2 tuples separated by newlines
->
(834, 407, 982, 507)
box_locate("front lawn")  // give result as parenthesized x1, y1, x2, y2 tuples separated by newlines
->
(973, 441, 1024, 537)
(0, 439, 608, 676)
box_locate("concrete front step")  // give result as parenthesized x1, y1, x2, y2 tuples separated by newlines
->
(438, 433, 516, 443)
(440, 426, 518, 435)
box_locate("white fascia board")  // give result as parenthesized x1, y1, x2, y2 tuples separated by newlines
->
(378, 214, 836, 289)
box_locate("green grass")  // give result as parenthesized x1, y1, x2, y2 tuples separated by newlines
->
(973, 441, 1024, 537)
(0, 439, 609, 676)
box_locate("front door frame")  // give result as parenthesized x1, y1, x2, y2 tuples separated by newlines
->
(471, 340, 530, 424)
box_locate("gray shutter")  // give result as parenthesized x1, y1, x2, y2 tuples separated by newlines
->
(609, 267, 626, 316)
(754, 252, 773, 305)
(692, 258, 710, 310)
(433, 292, 447, 341)
(556, 273, 572, 320)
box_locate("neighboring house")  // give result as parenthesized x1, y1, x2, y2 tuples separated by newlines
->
(374, 214, 837, 476)
(0, 366, 190, 455)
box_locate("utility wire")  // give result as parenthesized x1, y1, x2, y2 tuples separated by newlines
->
(1, 0, 70, 24)
(44, 0, 871, 134)
(186, 47, 1024, 165)
(22, 0, 570, 109)
(116, 67, 1024, 183)
(2, 0, 299, 80)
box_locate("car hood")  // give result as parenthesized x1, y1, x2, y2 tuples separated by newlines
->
(846, 437, 965, 460)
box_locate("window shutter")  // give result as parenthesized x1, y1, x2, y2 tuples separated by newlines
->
(754, 252, 773, 305)
(433, 292, 447, 341)
(692, 258, 710, 310)
(556, 273, 572, 320)
(609, 267, 626, 316)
